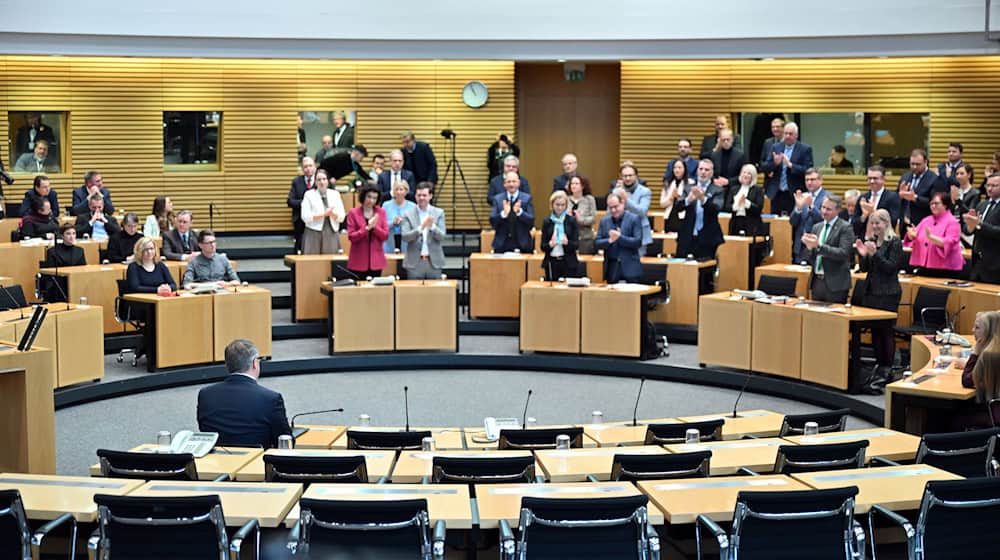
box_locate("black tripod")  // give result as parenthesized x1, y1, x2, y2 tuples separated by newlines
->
(437, 130, 483, 229)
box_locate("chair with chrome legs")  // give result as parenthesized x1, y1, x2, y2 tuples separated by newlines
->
(777, 408, 850, 437)
(498, 428, 584, 451)
(644, 419, 724, 445)
(608, 450, 713, 482)
(346, 430, 432, 451)
(0, 489, 77, 560)
(263, 454, 372, 484)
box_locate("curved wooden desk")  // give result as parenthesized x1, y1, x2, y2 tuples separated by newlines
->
(884, 334, 975, 434)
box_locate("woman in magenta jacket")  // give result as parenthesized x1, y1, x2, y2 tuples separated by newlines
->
(903, 192, 965, 278)
(346, 183, 389, 278)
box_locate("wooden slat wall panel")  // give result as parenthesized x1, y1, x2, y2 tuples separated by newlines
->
(621, 57, 1000, 197)
(0, 57, 514, 231)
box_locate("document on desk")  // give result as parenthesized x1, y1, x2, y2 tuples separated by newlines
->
(610, 283, 649, 292)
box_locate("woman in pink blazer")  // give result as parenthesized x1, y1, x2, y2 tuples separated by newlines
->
(346, 184, 389, 277)
(903, 191, 965, 278)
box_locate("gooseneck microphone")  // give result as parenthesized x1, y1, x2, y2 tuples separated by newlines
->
(632, 378, 646, 426)
(289, 408, 345, 436)
(404, 386, 410, 432)
(522, 389, 533, 428)
(732, 369, 753, 418)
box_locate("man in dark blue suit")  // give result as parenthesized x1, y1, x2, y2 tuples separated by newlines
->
(676, 159, 726, 260)
(790, 168, 829, 263)
(377, 149, 416, 202)
(197, 339, 291, 449)
(487, 155, 531, 205)
(286, 157, 316, 253)
(400, 131, 438, 185)
(70, 170, 115, 216)
(761, 122, 814, 217)
(595, 192, 643, 283)
(897, 148, 948, 230)
(936, 142, 965, 187)
(853, 165, 902, 239)
(490, 172, 535, 253)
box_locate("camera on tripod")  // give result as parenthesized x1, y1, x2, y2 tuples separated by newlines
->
(440, 129, 456, 140)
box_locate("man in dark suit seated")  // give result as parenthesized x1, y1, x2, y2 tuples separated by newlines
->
(487, 155, 531, 204)
(74, 192, 120, 241)
(897, 148, 948, 231)
(378, 149, 416, 202)
(490, 172, 535, 253)
(162, 209, 199, 261)
(70, 170, 115, 216)
(197, 339, 291, 449)
(802, 195, 854, 303)
(676, 159, 726, 260)
(400, 130, 438, 186)
(595, 193, 643, 283)
(853, 166, 901, 239)
(963, 173, 1000, 284)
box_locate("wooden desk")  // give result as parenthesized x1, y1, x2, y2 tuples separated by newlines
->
(535, 446, 667, 482)
(479, 229, 541, 254)
(0, 345, 55, 474)
(211, 286, 272, 360)
(519, 281, 581, 354)
(783, 428, 921, 462)
(0, 275, 11, 286)
(89, 445, 263, 480)
(583, 420, 676, 447)
(526, 254, 605, 283)
(792, 465, 962, 513)
(697, 293, 753, 370)
(293, 424, 347, 449)
(234, 449, 395, 482)
(331, 427, 466, 450)
(0, 473, 143, 521)
(392, 450, 535, 483)
(715, 215, 792, 266)
(754, 263, 811, 296)
(130, 481, 302, 527)
(663, 438, 789, 475)
(638, 475, 810, 524)
(885, 334, 975, 434)
(39, 263, 128, 334)
(469, 253, 528, 318)
(394, 280, 458, 351)
(0, 241, 47, 299)
(290, 484, 473, 529)
(475, 482, 663, 529)
(716, 236, 761, 293)
(0, 220, 18, 244)
(0, 303, 104, 387)
(284, 254, 343, 322)
(580, 284, 660, 357)
(677, 410, 785, 440)
(329, 283, 394, 352)
(646, 257, 717, 326)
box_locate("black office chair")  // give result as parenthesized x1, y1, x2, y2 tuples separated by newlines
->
(263, 454, 370, 484)
(36, 263, 68, 304)
(289, 498, 445, 559)
(113, 278, 145, 367)
(499, 495, 660, 560)
(696, 486, 863, 560)
(431, 455, 539, 484)
(0, 284, 29, 311)
(346, 430, 431, 451)
(0, 489, 77, 560)
(777, 408, 850, 437)
(911, 428, 999, 478)
(869, 477, 1000, 560)
(96, 449, 199, 481)
(644, 419, 724, 445)
(498, 427, 584, 450)
(646, 237, 666, 258)
(773, 441, 869, 475)
(90, 493, 258, 560)
(894, 286, 950, 338)
(609, 450, 712, 482)
(638, 261, 670, 303)
(756, 274, 798, 297)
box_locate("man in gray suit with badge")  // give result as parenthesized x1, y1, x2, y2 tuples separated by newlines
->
(802, 194, 854, 303)
(400, 182, 447, 280)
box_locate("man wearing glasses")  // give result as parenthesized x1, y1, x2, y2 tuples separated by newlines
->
(181, 229, 239, 289)
(197, 339, 291, 449)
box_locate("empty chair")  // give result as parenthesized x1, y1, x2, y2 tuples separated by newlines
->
(778, 408, 850, 437)
(913, 428, 999, 478)
(499, 495, 659, 560)
(638, 262, 670, 303)
(346, 430, 431, 451)
(644, 419, 724, 445)
(696, 486, 863, 560)
(0, 285, 29, 311)
(610, 450, 712, 481)
(773, 441, 868, 475)
(0, 489, 76, 559)
(894, 286, 950, 338)
(431, 455, 537, 484)
(263, 454, 369, 484)
(869, 477, 1000, 560)
(498, 427, 584, 450)
(289, 498, 445, 559)
(756, 274, 798, 297)
(96, 449, 198, 481)
(90, 493, 258, 559)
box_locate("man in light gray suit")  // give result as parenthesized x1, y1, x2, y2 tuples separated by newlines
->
(400, 182, 446, 279)
(802, 194, 854, 303)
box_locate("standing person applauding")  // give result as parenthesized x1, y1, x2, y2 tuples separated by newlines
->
(346, 183, 389, 278)
(541, 191, 579, 281)
(903, 192, 964, 278)
(300, 169, 344, 255)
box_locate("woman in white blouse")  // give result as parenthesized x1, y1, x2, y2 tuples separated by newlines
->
(300, 169, 345, 254)
(724, 163, 765, 236)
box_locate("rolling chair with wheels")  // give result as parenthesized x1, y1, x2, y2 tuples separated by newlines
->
(113, 278, 145, 367)
(263, 454, 372, 484)
(431, 455, 540, 485)
(873, 428, 1000, 478)
(0, 489, 77, 560)
(96, 449, 200, 481)
(498, 427, 585, 450)
(777, 408, 850, 437)
(772, 441, 869, 475)
(893, 286, 950, 363)
(346, 430, 432, 451)
(608, 450, 712, 481)
(0, 284, 30, 311)
(644, 419, 724, 445)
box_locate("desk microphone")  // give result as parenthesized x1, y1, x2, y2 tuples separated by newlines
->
(334, 264, 360, 283)
(522, 389, 533, 428)
(732, 368, 754, 418)
(289, 408, 345, 438)
(0, 284, 25, 321)
(632, 378, 645, 426)
(946, 305, 966, 333)
(404, 386, 410, 432)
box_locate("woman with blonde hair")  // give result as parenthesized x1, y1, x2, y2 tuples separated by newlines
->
(125, 236, 176, 295)
(381, 180, 416, 254)
(955, 350, 1000, 428)
(961, 310, 1000, 388)
(540, 190, 579, 281)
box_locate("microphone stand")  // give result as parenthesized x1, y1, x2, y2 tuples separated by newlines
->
(404, 386, 410, 432)
(732, 368, 754, 418)
(522, 389, 533, 428)
(632, 378, 645, 426)
(289, 408, 345, 438)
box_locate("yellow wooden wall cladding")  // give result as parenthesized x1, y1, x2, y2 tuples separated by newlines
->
(0, 57, 515, 231)
(620, 57, 1000, 196)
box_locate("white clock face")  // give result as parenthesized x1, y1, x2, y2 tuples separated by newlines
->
(462, 81, 488, 108)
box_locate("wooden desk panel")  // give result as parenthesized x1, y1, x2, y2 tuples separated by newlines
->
(584, 420, 676, 448)
(40, 264, 128, 334)
(395, 280, 458, 351)
(792, 465, 962, 513)
(294, 484, 473, 529)
(716, 236, 754, 292)
(0, 220, 18, 244)
(125, 293, 214, 369)
(392, 450, 535, 483)
(751, 302, 802, 379)
(783, 428, 921, 462)
(284, 254, 337, 322)
(959, 287, 1000, 334)
(292, 425, 347, 449)
(475, 482, 662, 529)
(479, 229, 541, 254)
(647, 258, 716, 326)
(212, 287, 272, 360)
(0, 276, 12, 286)
(535, 446, 667, 482)
(89, 445, 263, 481)
(664, 438, 788, 475)
(0, 346, 56, 474)
(469, 253, 527, 318)
(0, 474, 143, 522)
(130, 481, 302, 528)
(800, 305, 896, 390)
(0, 242, 46, 300)
(234, 449, 394, 482)
(332, 285, 394, 352)
(697, 293, 752, 369)
(52, 304, 104, 386)
(0, 323, 14, 340)
(638, 475, 809, 524)
(580, 285, 658, 358)
(519, 282, 581, 354)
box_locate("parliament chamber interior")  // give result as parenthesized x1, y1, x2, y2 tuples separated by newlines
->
(3, 2, 1000, 558)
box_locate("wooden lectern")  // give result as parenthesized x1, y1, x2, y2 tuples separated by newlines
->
(0, 345, 56, 474)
